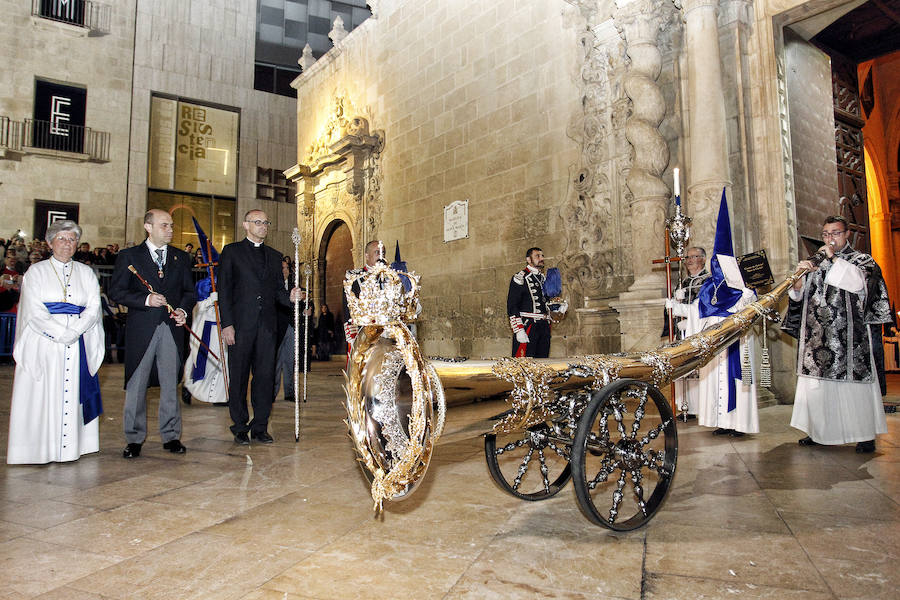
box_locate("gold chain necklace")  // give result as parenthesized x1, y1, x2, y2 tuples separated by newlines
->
(50, 260, 73, 302)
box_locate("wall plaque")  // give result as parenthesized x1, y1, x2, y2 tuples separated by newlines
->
(443, 199, 468, 242)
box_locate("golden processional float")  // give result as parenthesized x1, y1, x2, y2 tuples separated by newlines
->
(343, 255, 813, 531)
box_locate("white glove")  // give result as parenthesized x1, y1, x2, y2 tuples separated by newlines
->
(665, 298, 675, 310)
(674, 288, 685, 301)
(207, 292, 218, 303)
(515, 330, 529, 344)
(677, 320, 688, 333)
(557, 301, 568, 314)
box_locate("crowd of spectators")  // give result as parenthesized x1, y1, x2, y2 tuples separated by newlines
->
(0, 235, 125, 313)
(0, 234, 341, 361)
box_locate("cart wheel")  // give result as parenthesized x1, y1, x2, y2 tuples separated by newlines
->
(571, 379, 677, 530)
(484, 424, 572, 501)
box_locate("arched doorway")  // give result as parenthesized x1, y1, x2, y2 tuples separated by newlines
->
(320, 220, 354, 337)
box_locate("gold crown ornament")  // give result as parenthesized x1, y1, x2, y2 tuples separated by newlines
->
(343, 260, 420, 326)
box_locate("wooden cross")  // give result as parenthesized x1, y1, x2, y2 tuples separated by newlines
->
(196, 238, 229, 399)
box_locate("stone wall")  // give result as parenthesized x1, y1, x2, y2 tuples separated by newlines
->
(294, 0, 585, 358)
(0, 0, 299, 254)
(0, 0, 137, 245)
(784, 29, 838, 249)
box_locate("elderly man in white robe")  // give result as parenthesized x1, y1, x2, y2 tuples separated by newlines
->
(667, 192, 759, 437)
(6, 221, 104, 464)
(785, 215, 891, 453)
(662, 247, 710, 418)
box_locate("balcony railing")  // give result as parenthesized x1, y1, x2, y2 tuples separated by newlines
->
(0, 116, 109, 162)
(0, 117, 25, 153)
(32, 0, 110, 34)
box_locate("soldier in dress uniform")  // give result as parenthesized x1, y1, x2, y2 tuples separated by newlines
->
(507, 247, 567, 358)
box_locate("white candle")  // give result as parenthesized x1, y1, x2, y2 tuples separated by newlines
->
(673, 167, 680, 197)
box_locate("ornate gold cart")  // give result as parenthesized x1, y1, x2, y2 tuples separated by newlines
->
(343, 259, 807, 530)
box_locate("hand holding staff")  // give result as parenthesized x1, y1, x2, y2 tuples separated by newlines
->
(127, 265, 220, 362)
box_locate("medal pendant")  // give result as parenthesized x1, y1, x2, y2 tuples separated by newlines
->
(158, 269, 164, 279)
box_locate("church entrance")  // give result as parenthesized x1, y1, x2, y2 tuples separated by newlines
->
(320, 220, 354, 341)
(782, 0, 899, 308)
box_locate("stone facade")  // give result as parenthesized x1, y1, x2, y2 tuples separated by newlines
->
(0, 0, 136, 244)
(126, 0, 298, 251)
(0, 0, 299, 254)
(291, 0, 698, 359)
(292, 0, 586, 358)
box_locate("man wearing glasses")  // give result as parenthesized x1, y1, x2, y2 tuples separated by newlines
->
(662, 246, 709, 418)
(218, 210, 303, 445)
(785, 215, 891, 453)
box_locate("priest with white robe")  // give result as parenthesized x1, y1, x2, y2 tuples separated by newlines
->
(663, 247, 710, 417)
(669, 191, 758, 436)
(7, 220, 104, 464)
(784, 215, 891, 453)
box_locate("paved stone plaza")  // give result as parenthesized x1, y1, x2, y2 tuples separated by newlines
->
(0, 361, 897, 599)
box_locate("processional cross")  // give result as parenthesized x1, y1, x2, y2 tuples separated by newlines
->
(651, 169, 691, 415)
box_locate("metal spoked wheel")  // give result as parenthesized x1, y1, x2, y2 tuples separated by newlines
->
(484, 422, 572, 501)
(571, 379, 677, 530)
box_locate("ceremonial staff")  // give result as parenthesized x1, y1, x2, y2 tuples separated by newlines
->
(302, 263, 311, 405)
(292, 228, 301, 442)
(126, 265, 220, 361)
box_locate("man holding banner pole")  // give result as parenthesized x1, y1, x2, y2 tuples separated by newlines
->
(182, 218, 229, 405)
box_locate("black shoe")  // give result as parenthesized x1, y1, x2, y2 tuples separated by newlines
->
(855, 440, 875, 453)
(163, 440, 186, 454)
(712, 428, 730, 436)
(798, 436, 820, 446)
(283, 395, 295, 403)
(729, 430, 745, 437)
(122, 443, 142, 458)
(233, 432, 250, 445)
(181, 388, 192, 405)
(213, 402, 228, 407)
(251, 431, 274, 444)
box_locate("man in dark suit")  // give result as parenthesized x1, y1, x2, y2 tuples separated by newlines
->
(218, 210, 302, 444)
(110, 209, 195, 458)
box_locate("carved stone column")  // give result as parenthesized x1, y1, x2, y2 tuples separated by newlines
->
(683, 0, 731, 249)
(609, 0, 671, 353)
(618, 0, 669, 298)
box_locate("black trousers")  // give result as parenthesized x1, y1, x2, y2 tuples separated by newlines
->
(511, 318, 551, 358)
(228, 325, 276, 435)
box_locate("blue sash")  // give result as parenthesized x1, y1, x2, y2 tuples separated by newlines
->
(44, 302, 103, 424)
(696, 275, 743, 413)
(191, 320, 215, 381)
